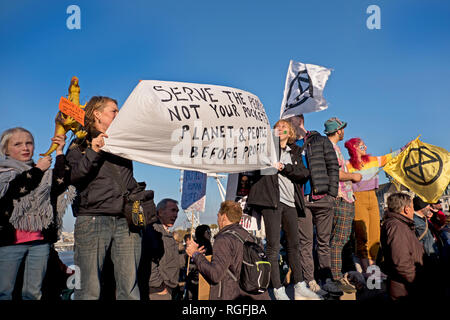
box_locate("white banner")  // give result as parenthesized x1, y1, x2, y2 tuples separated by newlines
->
(102, 80, 277, 173)
(280, 60, 332, 119)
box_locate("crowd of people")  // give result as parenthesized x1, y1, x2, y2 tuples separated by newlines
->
(0, 95, 449, 301)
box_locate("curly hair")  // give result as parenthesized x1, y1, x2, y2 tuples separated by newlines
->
(344, 137, 371, 170)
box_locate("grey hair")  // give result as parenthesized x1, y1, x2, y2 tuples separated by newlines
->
(156, 198, 179, 212)
(0, 127, 34, 156)
(387, 193, 412, 214)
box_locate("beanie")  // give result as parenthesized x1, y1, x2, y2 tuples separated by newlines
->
(413, 196, 429, 211)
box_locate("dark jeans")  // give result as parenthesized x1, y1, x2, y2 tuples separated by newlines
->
(73, 216, 141, 300)
(260, 202, 303, 289)
(298, 195, 334, 283)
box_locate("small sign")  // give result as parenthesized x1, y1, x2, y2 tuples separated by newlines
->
(59, 96, 85, 126)
(181, 170, 207, 212)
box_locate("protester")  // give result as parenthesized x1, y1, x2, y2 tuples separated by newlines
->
(66, 96, 142, 300)
(287, 114, 341, 297)
(429, 201, 450, 296)
(195, 224, 213, 256)
(429, 200, 447, 231)
(186, 201, 269, 300)
(413, 196, 440, 259)
(344, 137, 408, 276)
(246, 119, 321, 300)
(324, 118, 362, 293)
(141, 199, 182, 300)
(380, 193, 425, 301)
(430, 201, 450, 268)
(0, 128, 72, 300)
(413, 196, 449, 298)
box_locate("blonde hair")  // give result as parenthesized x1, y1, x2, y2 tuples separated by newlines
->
(274, 119, 297, 144)
(0, 127, 34, 156)
(84, 96, 117, 135)
(69, 96, 117, 150)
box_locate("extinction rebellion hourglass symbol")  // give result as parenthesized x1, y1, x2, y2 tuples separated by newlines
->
(403, 146, 443, 186)
(284, 69, 314, 111)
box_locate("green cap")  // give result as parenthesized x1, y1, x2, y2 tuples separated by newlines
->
(324, 117, 347, 135)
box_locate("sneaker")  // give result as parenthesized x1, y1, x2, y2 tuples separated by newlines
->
(336, 277, 357, 293)
(308, 280, 328, 297)
(321, 278, 344, 296)
(294, 281, 323, 300)
(273, 286, 290, 300)
(344, 271, 366, 291)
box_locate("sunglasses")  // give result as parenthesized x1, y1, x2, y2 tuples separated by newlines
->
(358, 145, 366, 151)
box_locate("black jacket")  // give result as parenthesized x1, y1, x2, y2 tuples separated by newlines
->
(66, 144, 139, 217)
(0, 155, 71, 246)
(246, 143, 309, 215)
(302, 131, 339, 197)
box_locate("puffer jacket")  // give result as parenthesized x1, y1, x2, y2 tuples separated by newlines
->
(301, 131, 339, 197)
(246, 143, 310, 215)
(193, 223, 250, 300)
(381, 211, 425, 300)
(66, 143, 139, 217)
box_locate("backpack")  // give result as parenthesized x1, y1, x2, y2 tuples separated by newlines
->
(224, 230, 271, 294)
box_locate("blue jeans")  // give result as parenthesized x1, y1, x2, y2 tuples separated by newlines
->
(0, 242, 50, 300)
(73, 216, 141, 300)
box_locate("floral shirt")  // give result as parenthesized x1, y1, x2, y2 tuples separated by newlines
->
(332, 142, 355, 203)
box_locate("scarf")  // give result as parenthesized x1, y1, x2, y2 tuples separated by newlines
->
(0, 156, 76, 232)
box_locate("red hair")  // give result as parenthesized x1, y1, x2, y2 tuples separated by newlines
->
(344, 137, 371, 170)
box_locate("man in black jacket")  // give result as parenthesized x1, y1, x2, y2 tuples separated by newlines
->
(287, 114, 341, 296)
(140, 199, 181, 300)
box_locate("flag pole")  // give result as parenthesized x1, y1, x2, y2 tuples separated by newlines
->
(182, 210, 195, 300)
(185, 209, 197, 277)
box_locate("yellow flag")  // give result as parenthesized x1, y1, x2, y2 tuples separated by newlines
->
(383, 138, 450, 203)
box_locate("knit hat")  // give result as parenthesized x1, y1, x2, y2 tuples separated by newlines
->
(324, 117, 347, 135)
(413, 196, 429, 211)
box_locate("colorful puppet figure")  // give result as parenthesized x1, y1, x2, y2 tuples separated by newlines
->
(40, 77, 87, 156)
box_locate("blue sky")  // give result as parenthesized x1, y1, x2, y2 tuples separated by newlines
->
(1, 0, 449, 231)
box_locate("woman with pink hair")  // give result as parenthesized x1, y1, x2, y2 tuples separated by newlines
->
(344, 138, 408, 275)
